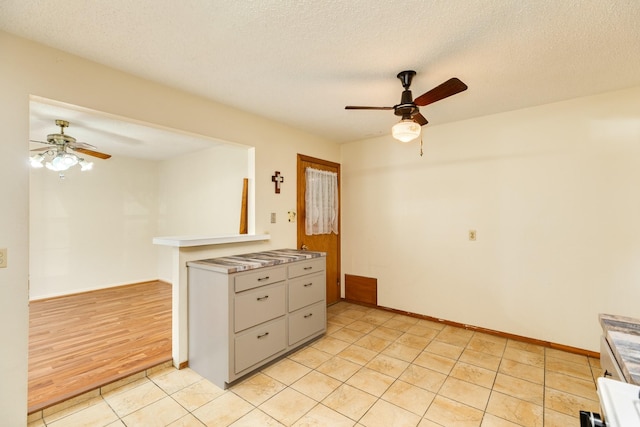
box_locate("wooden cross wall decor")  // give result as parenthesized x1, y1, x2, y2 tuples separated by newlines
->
(271, 171, 284, 194)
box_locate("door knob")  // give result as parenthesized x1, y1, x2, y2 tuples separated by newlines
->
(301, 244, 308, 250)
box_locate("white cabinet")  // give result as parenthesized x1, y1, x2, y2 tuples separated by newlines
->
(187, 251, 326, 388)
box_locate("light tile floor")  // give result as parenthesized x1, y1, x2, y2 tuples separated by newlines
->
(27, 302, 602, 426)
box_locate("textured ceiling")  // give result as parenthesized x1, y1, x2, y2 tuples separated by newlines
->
(2, 0, 640, 148)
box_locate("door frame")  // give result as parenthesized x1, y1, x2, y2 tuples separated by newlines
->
(297, 154, 341, 302)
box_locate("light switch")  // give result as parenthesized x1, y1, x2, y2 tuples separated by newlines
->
(270, 213, 276, 223)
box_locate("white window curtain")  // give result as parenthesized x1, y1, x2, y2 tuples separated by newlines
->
(305, 167, 338, 235)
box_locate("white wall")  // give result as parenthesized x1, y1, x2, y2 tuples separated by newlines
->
(29, 156, 159, 299)
(341, 86, 640, 352)
(155, 143, 251, 282)
(0, 31, 339, 424)
(156, 143, 250, 237)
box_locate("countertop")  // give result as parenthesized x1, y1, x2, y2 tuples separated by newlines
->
(153, 234, 270, 247)
(187, 249, 326, 273)
(599, 313, 640, 385)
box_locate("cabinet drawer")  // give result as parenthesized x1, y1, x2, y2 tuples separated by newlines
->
(289, 273, 325, 312)
(288, 302, 326, 346)
(235, 266, 286, 292)
(234, 283, 286, 332)
(235, 318, 286, 373)
(288, 258, 325, 279)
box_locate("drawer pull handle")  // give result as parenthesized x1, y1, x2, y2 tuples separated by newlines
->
(257, 295, 269, 301)
(304, 313, 313, 318)
(257, 332, 270, 339)
(257, 276, 270, 281)
(303, 267, 313, 270)
(303, 283, 313, 287)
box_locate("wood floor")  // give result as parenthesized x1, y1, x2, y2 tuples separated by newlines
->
(28, 281, 172, 414)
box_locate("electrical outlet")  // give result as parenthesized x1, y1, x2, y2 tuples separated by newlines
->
(288, 211, 296, 222)
(0, 248, 6, 268)
(468, 230, 477, 241)
(270, 213, 276, 223)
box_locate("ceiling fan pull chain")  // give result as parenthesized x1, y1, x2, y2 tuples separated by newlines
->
(420, 136, 423, 157)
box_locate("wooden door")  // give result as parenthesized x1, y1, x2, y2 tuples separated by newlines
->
(297, 154, 341, 305)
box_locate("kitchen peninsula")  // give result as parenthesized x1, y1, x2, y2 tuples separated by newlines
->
(153, 234, 272, 367)
(187, 249, 327, 388)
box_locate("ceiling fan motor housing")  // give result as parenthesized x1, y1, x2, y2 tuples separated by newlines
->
(47, 133, 76, 145)
(47, 120, 76, 145)
(395, 90, 419, 119)
(394, 71, 420, 119)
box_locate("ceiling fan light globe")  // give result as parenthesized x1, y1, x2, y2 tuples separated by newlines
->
(49, 154, 74, 171)
(63, 153, 79, 167)
(30, 154, 45, 168)
(45, 161, 61, 171)
(392, 119, 421, 143)
(79, 160, 93, 171)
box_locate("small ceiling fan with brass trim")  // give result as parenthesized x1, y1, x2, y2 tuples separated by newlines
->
(345, 70, 468, 154)
(29, 119, 111, 175)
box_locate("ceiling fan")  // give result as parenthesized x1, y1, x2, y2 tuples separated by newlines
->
(30, 119, 111, 173)
(345, 70, 468, 144)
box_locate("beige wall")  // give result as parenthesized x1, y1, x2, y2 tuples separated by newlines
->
(341, 86, 640, 353)
(0, 31, 339, 424)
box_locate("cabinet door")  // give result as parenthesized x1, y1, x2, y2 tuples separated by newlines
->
(234, 282, 286, 332)
(288, 302, 326, 346)
(289, 272, 325, 312)
(235, 318, 286, 373)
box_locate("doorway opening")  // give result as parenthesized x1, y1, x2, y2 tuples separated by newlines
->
(28, 96, 254, 412)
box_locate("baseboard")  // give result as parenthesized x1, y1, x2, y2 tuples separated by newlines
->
(340, 298, 600, 359)
(29, 279, 170, 302)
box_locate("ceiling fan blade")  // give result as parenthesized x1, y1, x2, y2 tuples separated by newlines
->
(29, 139, 53, 145)
(414, 77, 468, 107)
(69, 142, 98, 150)
(72, 147, 112, 159)
(413, 113, 428, 126)
(30, 147, 52, 152)
(345, 106, 394, 110)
